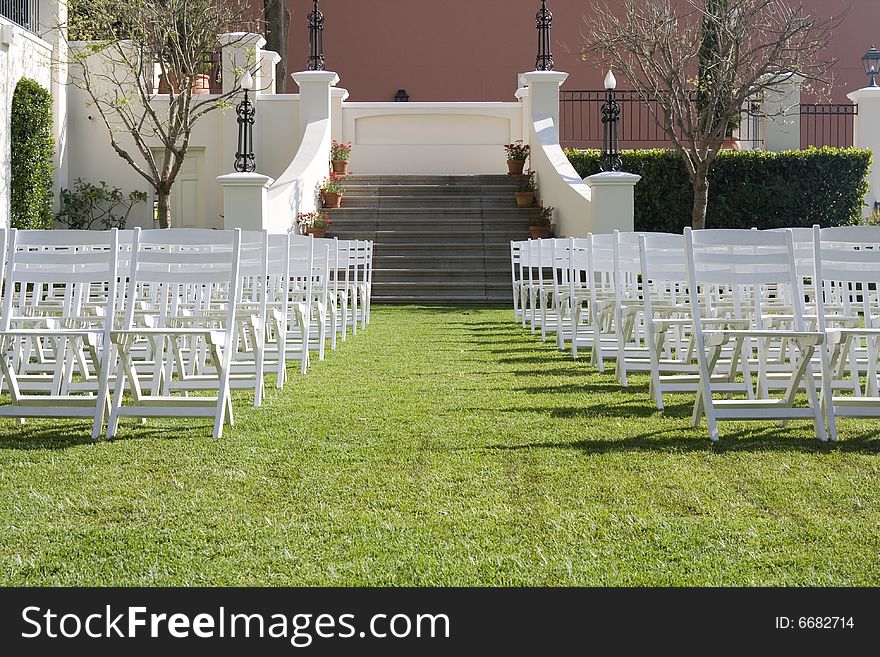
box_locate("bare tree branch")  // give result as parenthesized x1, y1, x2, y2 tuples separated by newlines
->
(65, 0, 260, 228)
(581, 0, 842, 229)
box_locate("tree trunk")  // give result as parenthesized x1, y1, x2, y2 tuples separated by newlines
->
(691, 169, 710, 230)
(265, 0, 290, 94)
(156, 189, 172, 229)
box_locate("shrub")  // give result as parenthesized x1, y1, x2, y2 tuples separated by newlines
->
(10, 78, 55, 230)
(56, 179, 148, 230)
(566, 147, 871, 232)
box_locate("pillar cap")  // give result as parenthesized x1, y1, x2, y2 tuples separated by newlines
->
(331, 87, 350, 101)
(292, 71, 340, 87)
(586, 172, 641, 186)
(520, 71, 569, 87)
(216, 172, 274, 187)
(218, 32, 266, 49)
(848, 86, 880, 103)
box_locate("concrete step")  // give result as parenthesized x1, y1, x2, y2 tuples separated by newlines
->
(333, 196, 528, 209)
(341, 174, 521, 186)
(327, 207, 535, 218)
(374, 254, 509, 265)
(330, 173, 527, 303)
(327, 225, 529, 242)
(373, 268, 510, 280)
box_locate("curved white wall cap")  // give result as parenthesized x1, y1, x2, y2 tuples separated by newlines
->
(533, 115, 591, 199)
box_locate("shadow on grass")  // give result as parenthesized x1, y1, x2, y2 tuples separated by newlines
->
(0, 418, 203, 450)
(515, 382, 649, 395)
(473, 399, 692, 420)
(482, 426, 880, 455)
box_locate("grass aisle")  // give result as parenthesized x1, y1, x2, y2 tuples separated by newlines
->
(1, 306, 879, 585)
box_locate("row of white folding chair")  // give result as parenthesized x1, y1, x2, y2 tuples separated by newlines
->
(0, 228, 350, 439)
(0, 228, 244, 439)
(325, 238, 372, 343)
(512, 228, 880, 441)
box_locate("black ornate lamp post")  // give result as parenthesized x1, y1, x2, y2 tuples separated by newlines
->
(308, 0, 325, 71)
(535, 0, 553, 71)
(599, 70, 622, 173)
(862, 46, 880, 87)
(234, 71, 256, 173)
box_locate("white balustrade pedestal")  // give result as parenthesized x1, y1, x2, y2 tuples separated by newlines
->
(217, 172, 274, 231)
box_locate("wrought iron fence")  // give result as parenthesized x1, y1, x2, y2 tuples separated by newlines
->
(799, 103, 856, 149)
(0, 0, 39, 34)
(560, 89, 762, 150)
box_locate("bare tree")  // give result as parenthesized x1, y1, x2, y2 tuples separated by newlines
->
(68, 0, 258, 228)
(582, 0, 840, 229)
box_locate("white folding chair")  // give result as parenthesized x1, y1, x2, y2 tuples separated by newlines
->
(104, 228, 243, 439)
(685, 228, 826, 441)
(814, 225, 880, 441)
(0, 228, 119, 437)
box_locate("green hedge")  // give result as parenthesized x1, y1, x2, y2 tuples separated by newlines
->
(565, 147, 871, 232)
(10, 78, 55, 230)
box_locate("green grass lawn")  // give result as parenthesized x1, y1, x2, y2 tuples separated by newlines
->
(1, 306, 878, 586)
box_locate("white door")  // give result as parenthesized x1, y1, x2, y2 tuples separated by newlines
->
(152, 148, 207, 228)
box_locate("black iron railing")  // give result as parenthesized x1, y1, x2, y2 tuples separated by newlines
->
(560, 89, 762, 150)
(800, 103, 856, 148)
(1, 0, 39, 34)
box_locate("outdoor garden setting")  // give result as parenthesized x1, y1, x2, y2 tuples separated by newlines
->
(1, 3, 879, 649)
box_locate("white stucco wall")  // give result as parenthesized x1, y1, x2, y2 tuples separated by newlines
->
(65, 43, 302, 229)
(340, 102, 524, 174)
(0, 18, 54, 228)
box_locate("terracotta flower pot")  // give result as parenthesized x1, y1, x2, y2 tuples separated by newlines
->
(191, 73, 212, 95)
(331, 160, 349, 175)
(530, 225, 552, 239)
(322, 192, 342, 208)
(721, 137, 741, 151)
(157, 73, 212, 95)
(306, 227, 327, 238)
(507, 159, 526, 175)
(515, 191, 536, 207)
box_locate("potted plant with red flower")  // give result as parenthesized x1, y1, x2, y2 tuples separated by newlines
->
(298, 211, 331, 238)
(528, 205, 554, 239)
(505, 140, 530, 175)
(319, 173, 345, 208)
(515, 170, 537, 207)
(330, 140, 352, 174)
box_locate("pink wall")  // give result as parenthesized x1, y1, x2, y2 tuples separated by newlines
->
(284, 1, 872, 102)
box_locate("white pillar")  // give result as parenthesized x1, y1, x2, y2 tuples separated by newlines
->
(291, 71, 339, 137)
(40, 0, 68, 213)
(585, 172, 641, 234)
(519, 71, 568, 128)
(258, 50, 281, 94)
(760, 73, 804, 153)
(848, 86, 880, 213)
(217, 172, 274, 230)
(331, 87, 349, 142)
(219, 32, 266, 95)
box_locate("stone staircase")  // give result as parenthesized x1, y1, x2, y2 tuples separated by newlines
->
(325, 175, 532, 304)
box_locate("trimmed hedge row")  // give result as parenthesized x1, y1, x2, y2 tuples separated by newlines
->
(565, 147, 871, 233)
(10, 78, 55, 230)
